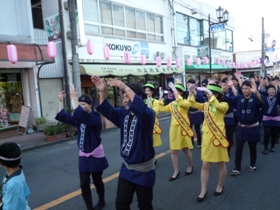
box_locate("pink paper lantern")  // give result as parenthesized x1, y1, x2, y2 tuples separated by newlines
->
(264, 60, 267, 65)
(221, 60, 225, 67)
(216, 58, 220, 64)
(203, 57, 209, 64)
(244, 62, 248, 68)
(176, 58, 181, 68)
(226, 61, 230, 68)
(103, 44, 110, 60)
(141, 54, 146, 65)
(86, 40, 93, 55)
(124, 51, 131, 64)
(156, 56, 161, 67)
(47, 41, 56, 59)
(187, 58, 191, 66)
(166, 57, 172, 68)
(196, 57, 201, 66)
(7, 44, 18, 64)
(232, 62, 236, 68)
(252, 60, 256, 66)
(256, 58, 260, 65)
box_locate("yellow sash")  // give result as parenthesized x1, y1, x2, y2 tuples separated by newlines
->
(170, 102, 194, 137)
(204, 103, 229, 148)
(153, 120, 162, 134)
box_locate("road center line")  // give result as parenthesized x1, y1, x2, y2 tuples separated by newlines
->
(33, 150, 171, 210)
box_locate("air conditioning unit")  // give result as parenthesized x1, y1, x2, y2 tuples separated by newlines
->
(154, 51, 166, 61)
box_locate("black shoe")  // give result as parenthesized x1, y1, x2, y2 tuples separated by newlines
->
(185, 166, 193, 176)
(213, 186, 224, 196)
(169, 171, 180, 181)
(270, 148, 276, 152)
(262, 149, 269, 155)
(197, 192, 207, 203)
(93, 201, 105, 210)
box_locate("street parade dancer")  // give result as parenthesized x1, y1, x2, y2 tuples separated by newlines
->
(144, 83, 162, 165)
(55, 87, 108, 210)
(259, 84, 280, 154)
(188, 83, 229, 203)
(91, 76, 155, 210)
(231, 80, 262, 176)
(159, 82, 194, 181)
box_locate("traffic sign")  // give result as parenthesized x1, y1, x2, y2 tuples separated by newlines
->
(210, 23, 226, 33)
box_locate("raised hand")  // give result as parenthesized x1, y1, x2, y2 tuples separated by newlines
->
(227, 79, 233, 87)
(107, 78, 126, 91)
(159, 87, 163, 99)
(58, 90, 66, 101)
(91, 76, 106, 92)
(188, 84, 196, 92)
(168, 82, 176, 92)
(69, 86, 78, 99)
(250, 81, 257, 93)
(197, 87, 211, 95)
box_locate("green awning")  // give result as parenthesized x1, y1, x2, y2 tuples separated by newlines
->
(185, 64, 232, 72)
(80, 64, 185, 76)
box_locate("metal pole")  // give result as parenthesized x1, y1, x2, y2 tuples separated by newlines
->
(208, 14, 212, 78)
(261, 17, 266, 77)
(59, 0, 75, 139)
(58, 0, 71, 113)
(69, 0, 82, 96)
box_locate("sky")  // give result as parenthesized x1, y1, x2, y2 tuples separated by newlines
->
(199, 0, 280, 53)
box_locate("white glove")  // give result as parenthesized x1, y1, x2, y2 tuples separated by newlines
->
(197, 87, 212, 95)
(159, 87, 163, 99)
(168, 82, 176, 92)
(188, 84, 196, 92)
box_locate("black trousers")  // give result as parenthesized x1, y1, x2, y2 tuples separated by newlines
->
(79, 171, 105, 210)
(115, 178, 153, 210)
(263, 126, 278, 150)
(225, 124, 235, 155)
(234, 139, 257, 171)
(190, 123, 202, 146)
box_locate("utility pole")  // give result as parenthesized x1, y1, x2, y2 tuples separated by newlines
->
(69, 0, 81, 96)
(261, 17, 266, 77)
(59, 0, 74, 139)
(58, 0, 71, 113)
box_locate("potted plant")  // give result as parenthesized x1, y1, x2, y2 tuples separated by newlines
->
(44, 120, 67, 142)
(35, 117, 47, 131)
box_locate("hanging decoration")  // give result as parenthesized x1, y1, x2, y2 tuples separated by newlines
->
(7, 44, 18, 64)
(166, 57, 172, 68)
(47, 41, 56, 59)
(156, 56, 161, 67)
(176, 58, 181, 68)
(196, 57, 200, 66)
(141, 54, 146, 65)
(86, 40, 93, 55)
(221, 60, 225, 67)
(103, 44, 110, 60)
(124, 51, 131, 64)
(216, 58, 220, 64)
(187, 58, 191, 66)
(226, 61, 230, 68)
(203, 57, 209, 64)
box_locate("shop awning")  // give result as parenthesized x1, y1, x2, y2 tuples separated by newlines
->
(0, 42, 54, 63)
(185, 64, 232, 72)
(80, 64, 185, 76)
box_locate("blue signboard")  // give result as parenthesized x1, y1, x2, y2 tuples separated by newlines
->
(266, 47, 275, 52)
(210, 23, 226, 33)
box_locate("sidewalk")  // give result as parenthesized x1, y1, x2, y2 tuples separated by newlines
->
(0, 113, 171, 152)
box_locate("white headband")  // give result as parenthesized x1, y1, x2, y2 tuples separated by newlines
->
(0, 155, 21, 161)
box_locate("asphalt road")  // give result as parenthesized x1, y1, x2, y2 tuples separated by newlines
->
(1, 118, 280, 210)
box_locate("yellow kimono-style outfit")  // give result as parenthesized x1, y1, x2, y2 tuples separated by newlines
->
(189, 95, 229, 162)
(159, 96, 194, 150)
(145, 98, 162, 147)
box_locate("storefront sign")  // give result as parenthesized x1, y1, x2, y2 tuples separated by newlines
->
(80, 64, 184, 76)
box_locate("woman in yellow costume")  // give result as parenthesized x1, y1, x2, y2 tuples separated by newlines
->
(188, 83, 229, 203)
(159, 82, 194, 181)
(144, 83, 162, 148)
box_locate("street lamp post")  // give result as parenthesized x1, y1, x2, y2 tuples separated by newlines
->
(208, 6, 229, 78)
